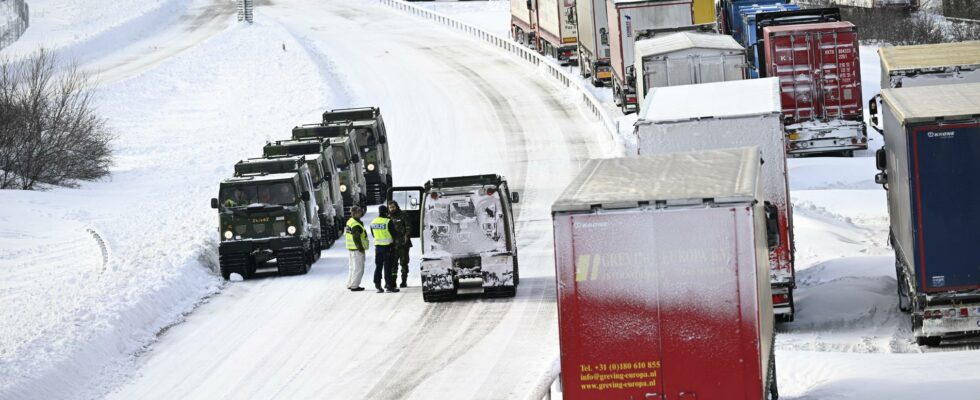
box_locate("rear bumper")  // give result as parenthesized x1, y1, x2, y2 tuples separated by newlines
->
(919, 294, 980, 338)
(421, 253, 516, 292)
(786, 120, 868, 155)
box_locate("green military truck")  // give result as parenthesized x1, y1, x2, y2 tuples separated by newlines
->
(327, 135, 368, 217)
(211, 171, 321, 279)
(389, 174, 521, 302)
(234, 155, 339, 249)
(322, 107, 394, 205)
(263, 138, 364, 220)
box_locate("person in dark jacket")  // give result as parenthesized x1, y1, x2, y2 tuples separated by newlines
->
(388, 200, 413, 288)
(371, 205, 400, 293)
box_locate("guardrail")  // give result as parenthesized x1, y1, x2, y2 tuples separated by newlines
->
(377, 0, 620, 149)
(0, 0, 29, 50)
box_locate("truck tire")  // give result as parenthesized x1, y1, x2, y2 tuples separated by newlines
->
(916, 335, 940, 347)
(485, 285, 516, 298)
(320, 215, 335, 249)
(513, 256, 520, 286)
(896, 261, 911, 312)
(277, 248, 310, 276)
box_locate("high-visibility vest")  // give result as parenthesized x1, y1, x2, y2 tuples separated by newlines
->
(345, 218, 369, 250)
(371, 217, 394, 246)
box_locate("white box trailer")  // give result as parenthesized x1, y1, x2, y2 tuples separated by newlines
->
(634, 31, 747, 114)
(510, 0, 538, 46)
(575, 0, 612, 85)
(878, 41, 980, 90)
(634, 77, 797, 321)
(606, 0, 696, 114)
(537, 0, 578, 64)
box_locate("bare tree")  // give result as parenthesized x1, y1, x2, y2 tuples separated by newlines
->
(0, 49, 114, 190)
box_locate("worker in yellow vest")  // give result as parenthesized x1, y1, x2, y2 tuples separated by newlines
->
(371, 205, 400, 293)
(345, 206, 368, 291)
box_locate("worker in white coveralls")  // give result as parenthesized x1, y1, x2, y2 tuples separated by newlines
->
(345, 206, 368, 291)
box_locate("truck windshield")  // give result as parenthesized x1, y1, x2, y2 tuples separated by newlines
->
(220, 182, 297, 208)
(423, 190, 506, 256)
(306, 162, 322, 187)
(332, 146, 350, 168)
(354, 128, 376, 148)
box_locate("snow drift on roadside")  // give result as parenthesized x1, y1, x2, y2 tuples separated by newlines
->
(0, 18, 341, 399)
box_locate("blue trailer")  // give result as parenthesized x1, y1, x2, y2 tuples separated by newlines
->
(719, 0, 788, 37)
(871, 82, 980, 346)
(734, 3, 800, 78)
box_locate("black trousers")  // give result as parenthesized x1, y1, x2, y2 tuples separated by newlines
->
(391, 245, 411, 280)
(374, 245, 396, 289)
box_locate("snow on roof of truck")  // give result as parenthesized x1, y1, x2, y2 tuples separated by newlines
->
(882, 82, 980, 124)
(635, 32, 743, 59)
(221, 172, 297, 184)
(763, 20, 853, 34)
(552, 147, 761, 213)
(879, 41, 980, 73)
(636, 78, 780, 123)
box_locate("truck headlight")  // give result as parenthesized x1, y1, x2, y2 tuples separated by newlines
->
(340, 184, 348, 193)
(287, 225, 297, 235)
(367, 163, 376, 172)
(223, 230, 233, 239)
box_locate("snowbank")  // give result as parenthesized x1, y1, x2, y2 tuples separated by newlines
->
(0, 16, 342, 399)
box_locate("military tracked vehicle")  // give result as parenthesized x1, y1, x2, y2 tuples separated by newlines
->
(234, 155, 339, 249)
(389, 174, 520, 302)
(211, 171, 320, 279)
(321, 107, 394, 205)
(264, 138, 365, 220)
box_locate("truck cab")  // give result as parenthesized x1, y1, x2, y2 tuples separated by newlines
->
(264, 138, 364, 219)
(327, 136, 368, 216)
(234, 155, 338, 249)
(211, 172, 320, 279)
(322, 107, 394, 206)
(389, 175, 521, 302)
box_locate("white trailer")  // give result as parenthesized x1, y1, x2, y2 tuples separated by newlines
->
(634, 77, 797, 321)
(575, 0, 612, 85)
(537, 0, 578, 64)
(510, 0, 538, 46)
(878, 41, 980, 90)
(606, 0, 696, 114)
(633, 31, 746, 114)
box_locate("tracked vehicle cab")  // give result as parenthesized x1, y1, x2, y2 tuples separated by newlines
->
(211, 171, 320, 279)
(389, 174, 520, 302)
(322, 107, 393, 205)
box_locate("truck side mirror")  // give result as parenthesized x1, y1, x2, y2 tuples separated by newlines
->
(511, 192, 520, 204)
(352, 154, 361, 163)
(764, 201, 780, 250)
(875, 147, 887, 171)
(302, 191, 311, 202)
(211, 198, 219, 209)
(868, 95, 883, 134)
(378, 136, 387, 145)
(526, 0, 532, 9)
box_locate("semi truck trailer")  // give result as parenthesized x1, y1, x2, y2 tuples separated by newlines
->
(552, 147, 778, 399)
(634, 77, 796, 321)
(870, 82, 980, 346)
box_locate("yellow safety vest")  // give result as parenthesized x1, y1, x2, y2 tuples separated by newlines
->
(345, 218, 369, 250)
(371, 217, 393, 246)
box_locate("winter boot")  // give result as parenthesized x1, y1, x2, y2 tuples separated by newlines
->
(386, 287, 400, 293)
(399, 277, 407, 288)
(375, 285, 384, 293)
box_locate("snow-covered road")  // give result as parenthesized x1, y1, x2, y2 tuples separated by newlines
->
(105, 1, 611, 399)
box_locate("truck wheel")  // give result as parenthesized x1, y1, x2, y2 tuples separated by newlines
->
(897, 264, 911, 312)
(591, 78, 603, 88)
(422, 290, 455, 302)
(513, 257, 520, 286)
(219, 252, 251, 280)
(916, 335, 940, 347)
(277, 248, 309, 276)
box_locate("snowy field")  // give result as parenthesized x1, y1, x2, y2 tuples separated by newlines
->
(1, 0, 979, 399)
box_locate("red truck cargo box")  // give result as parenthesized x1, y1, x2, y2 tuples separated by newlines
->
(552, 148, 775, 400)
(763, 21, 863, 125)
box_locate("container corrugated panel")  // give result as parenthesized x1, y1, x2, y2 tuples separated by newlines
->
(737, 3, 800, 78)
(576, 0, 608, 60)
(881, 83, 980, 292)
(510, 0, 533, 29)
(538, 0, 577, 45)
(763, 21, 863, 125)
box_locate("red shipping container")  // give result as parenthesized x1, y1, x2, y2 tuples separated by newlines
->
(763, 21, 863, 125)
(551, 148, 776, 400)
